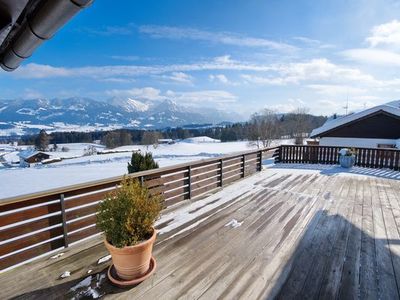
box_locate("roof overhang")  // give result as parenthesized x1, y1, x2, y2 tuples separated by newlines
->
(0, 0, 93, 72)
(310, 104, 400, 138)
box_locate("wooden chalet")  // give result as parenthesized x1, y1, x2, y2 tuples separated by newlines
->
(310, 100, 400, 149)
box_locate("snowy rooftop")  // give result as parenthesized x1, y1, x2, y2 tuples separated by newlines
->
(18, 149, 48, 160)
(2, 166, 400, 299)
(310, 100, 400, 137)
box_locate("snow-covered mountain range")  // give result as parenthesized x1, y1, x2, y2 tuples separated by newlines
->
(0, 97, 242, 136)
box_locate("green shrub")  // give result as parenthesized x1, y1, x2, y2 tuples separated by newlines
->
(128, 152, 159, 173)
(96, 178, 162, 247)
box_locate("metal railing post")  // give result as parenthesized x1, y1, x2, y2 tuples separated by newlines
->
(242, 154, 246, 177)
(60, 193, 69, 248)
(220, 159, 224, 187)
(187, 166, 192, 199)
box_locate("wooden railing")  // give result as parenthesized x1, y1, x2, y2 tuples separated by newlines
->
(0, 147, 278, 271)
(277, 145, 400, 170)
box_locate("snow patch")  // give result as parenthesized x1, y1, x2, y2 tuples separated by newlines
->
(225, 219, 243, 228)
(50, 252, 64, 259)
(97, 254, 111, 264)
(60, 271, 71, 278)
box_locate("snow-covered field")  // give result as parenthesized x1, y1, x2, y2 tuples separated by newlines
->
(0, 139, 292, 199)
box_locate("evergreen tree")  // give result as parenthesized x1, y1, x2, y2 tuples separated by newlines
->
(128, 152, 159, 173)
(35, 130, 49, 151)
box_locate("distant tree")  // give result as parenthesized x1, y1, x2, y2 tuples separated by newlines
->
(128, 152, 159, 173)
(35, 130, 49, 151)
(84, 145, 97, 156)
(53, 142, 58, 152)
(141, 131, 162, 149)
(102, 131, 132, 149)
(291, 107, 311, 145)
(248, 109, 280, 148)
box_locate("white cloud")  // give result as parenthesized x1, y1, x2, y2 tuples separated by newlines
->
(105, 87, 163, 100)
(11, 57, 275, 79)
(139, 25, 297, 52)
(209, 74, 237, 85)
(110, 55, 139, 62)
(341, 48, 400, 66)
(242, 59, 377, 86)
(366, 19, 400, 48)
(80, 23, 135, 36)
(307, 84, 367, 96)
(268, 98, 306, 113)
(13, 63, 72, 78)
(293, 36, 335, 49)
(166, 90, 237, 105)
(160, 72, 194, 84)
(104, 87, 236, 106)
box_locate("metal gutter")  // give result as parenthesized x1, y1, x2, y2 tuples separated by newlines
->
(0, 0, 93, 71)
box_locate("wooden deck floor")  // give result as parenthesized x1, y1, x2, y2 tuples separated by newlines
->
(1, 166, 400, 299)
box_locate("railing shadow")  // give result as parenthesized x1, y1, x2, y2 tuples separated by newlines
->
(270, 163, 400, 180)
(267, 211, 400, 299)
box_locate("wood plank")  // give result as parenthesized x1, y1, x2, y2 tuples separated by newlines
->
(277, 176, 350, 298)
(0, 214, 62, 241)
(163, 186, 189, 199)
(68, 225, 100, 244)
(370, 177, 399, 299)
(191, 163, 219, 176)
(0, 226, 64, 256)
(191, 176, 219, 191)
(162, 171, 189, 184)
(65, 203, 98, 221)
(376, 178, 400, 297)
(191, 169, 220, 183)
(0, 194, 59, 213)
(0, 238, 64, 270)
(223, 164, 242, 174)
(358, 177, 379, 299)
(317, 177, 359, 299)
(0, 202, 61, 227)
(64, 190, 109, 209)
(66, 214, 97, 233)
(191, 182, 220, 198)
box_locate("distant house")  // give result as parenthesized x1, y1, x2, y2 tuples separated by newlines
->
(19, 150, 50, 167)
(310, 101, 400, 149)
(158, 139, 175, 145)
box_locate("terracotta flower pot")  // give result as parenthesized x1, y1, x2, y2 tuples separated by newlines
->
(104, 228, 156, 281)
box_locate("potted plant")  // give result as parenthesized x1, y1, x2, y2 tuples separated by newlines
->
(96, 177, 162, 285)
(339, 148, 356, 168)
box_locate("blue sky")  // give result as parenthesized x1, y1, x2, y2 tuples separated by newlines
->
(1, 0, 400, 117)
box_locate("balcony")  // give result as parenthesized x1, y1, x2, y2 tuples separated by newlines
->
(1, 146, 400, 299)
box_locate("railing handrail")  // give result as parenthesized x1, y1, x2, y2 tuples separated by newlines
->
(0, 146, 278, 206)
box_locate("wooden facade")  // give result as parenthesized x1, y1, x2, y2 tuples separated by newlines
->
(317, 110, 400, 139)
(24, 152, 50, 163)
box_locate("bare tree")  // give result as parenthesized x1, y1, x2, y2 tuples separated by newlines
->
(141, 131, 163, 149)
(248, 109, 280, 148)
(291, 107, 310, 145)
